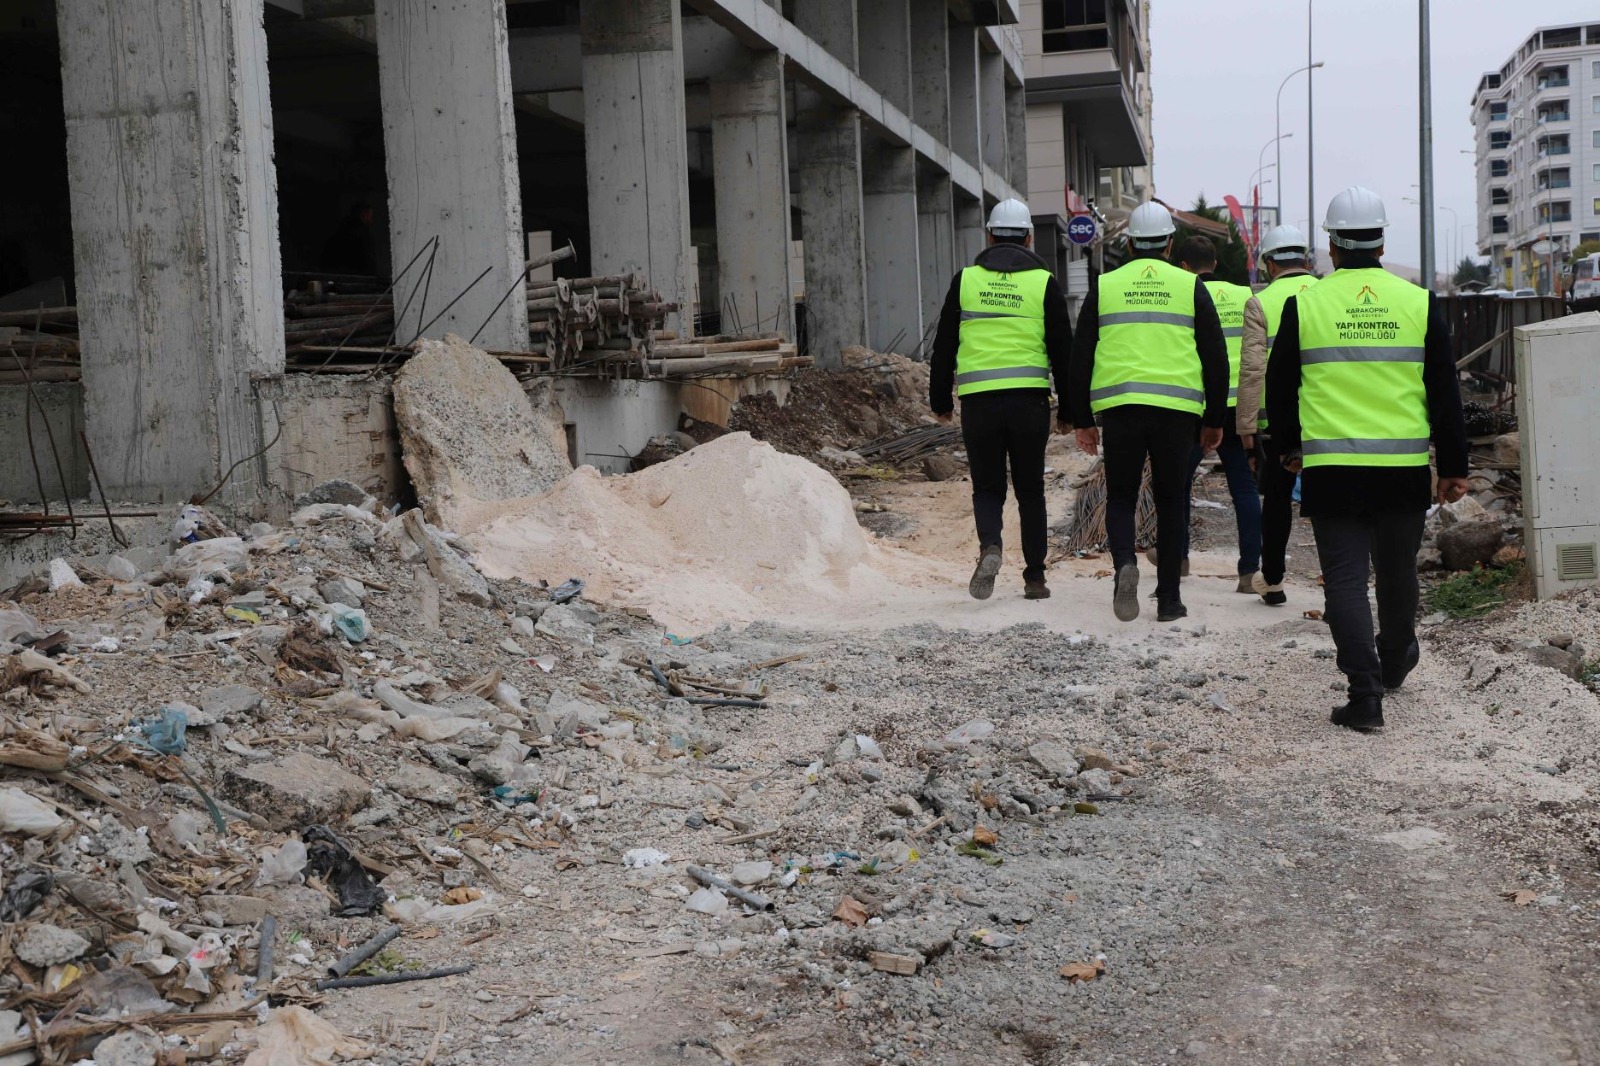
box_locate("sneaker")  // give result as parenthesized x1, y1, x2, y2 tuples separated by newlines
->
(1380, 639, 1421, 691)
(1024, 579, 1051, 600)
(969, 545, 1002, 601)
(1331, 695, 1385, 731)
(1237, 572, 1259, 594)
(1144, 547, 1190, 577)
(1156, 599, 1188, 622)
(1113, 565, 1140, 622)
(1251, 571, 1287, 607)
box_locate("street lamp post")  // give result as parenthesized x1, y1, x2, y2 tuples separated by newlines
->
(1419, 0, 1436, 289)
(1275, 61, 1324, 230)
(1437, 203, 1459, 288)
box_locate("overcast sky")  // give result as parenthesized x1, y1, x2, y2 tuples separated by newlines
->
(1149, 0, 1598, 272)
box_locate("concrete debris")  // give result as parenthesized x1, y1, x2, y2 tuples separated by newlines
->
(219, 753, 372, 831)
(1437, 518, 1507, 572)
(15, 923, 91, 966)
(293, 478, 369, 509)
(392, 333, 571, 529)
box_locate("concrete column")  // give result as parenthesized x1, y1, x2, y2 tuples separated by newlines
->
(910, 0, 951, 143)
(378, 0, 526, 350)
(917, 165, 956, 334)
(794, 0, 866, 368)
(710, 51, 794, 339)
(858, 0, 911, 114)
(58, 0, 284, 505)
(581, 0, 693, 335)
(862, 137, 922, 353)
(979, 48, 1008, 177)
(1006, 81, 1028, 195)
(956, 195, 987, 265)
(948, 23, 980, 167)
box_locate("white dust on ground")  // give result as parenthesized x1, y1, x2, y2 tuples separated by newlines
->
(461, 433, 956, 631)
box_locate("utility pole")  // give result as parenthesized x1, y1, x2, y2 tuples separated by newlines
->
(1419, 0, 1436, 289)
(1307, 0, 1316, 269)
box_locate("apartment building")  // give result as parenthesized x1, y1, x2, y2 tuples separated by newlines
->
(1471, 21, 1600, 292)
(1019, 0, 1154, 277)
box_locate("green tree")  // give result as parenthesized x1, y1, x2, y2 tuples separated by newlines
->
(1172, 195, 1250, 285)
(1569, 239, 1600, 266)
(1452, 256, 1490, 287)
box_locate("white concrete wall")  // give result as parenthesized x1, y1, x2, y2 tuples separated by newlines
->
(58, 0, 285, 505)
(378, 0, 528, 350)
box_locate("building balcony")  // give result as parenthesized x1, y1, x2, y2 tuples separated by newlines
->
(1537, 111, 1571, 124)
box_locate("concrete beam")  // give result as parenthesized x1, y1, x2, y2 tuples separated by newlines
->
(58, 0, 285, 505)
(582, 0, 694, 336)
(506, 17, 748, 94)
(682, 0, 1022, 204)
(917, 165, 956, 334)
(862, 137, 922, 352)
(711, 50, 794, 339)
(378, 0, 527, 349)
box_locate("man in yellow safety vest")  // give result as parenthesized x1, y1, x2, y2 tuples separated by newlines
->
(1238, 224, 1318, 606)
(1266, 186, 1470, 731)
(930, 198, 1074, 601)
(1068, 201, 1230, 622)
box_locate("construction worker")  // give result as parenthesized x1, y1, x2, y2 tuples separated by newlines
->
(1238, 224, 1319, 606)
(1069, 201, 1229, 622)
(1265, 186, 1470, 731)
(1169, 235, 1262, 592)
(930, 198, 1074, 601)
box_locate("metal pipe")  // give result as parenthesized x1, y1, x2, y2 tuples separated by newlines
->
(314, 964, 472, 992)
(328, 924, 402, 979)
(687, 865, 773, 911)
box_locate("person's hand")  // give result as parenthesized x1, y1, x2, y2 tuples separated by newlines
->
(1283, 452, 1303, 474)
(1054, 418, 1073, 437)
(1437, 477, 1470, 505)
(934, 412, 953, 425)
(1200, 426, 1224, 452)
(1075, 426, 1100, 456)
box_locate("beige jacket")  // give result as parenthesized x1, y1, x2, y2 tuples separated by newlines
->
(1235, 294, 1268, 437)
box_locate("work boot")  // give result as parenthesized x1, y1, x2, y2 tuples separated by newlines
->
(1251, 571, 1287, 607)
(1331, 695, 1385, 731)
(969, 544, 1002, 601)
(1156, 599, 1188, 622)
(1144, 547, 1190, 577)
(1113, 564, 1140, 622)
(1024, 579, 1051, 601)
(1381, 638, 1421, 691)
(1237, 572, 1259, 594)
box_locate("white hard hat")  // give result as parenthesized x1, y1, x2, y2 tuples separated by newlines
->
(1322, 186, 1389, 249)
(986, 198, 1034, 235)
(1260, 224, 1310, 261)
(1127, 201, 1176, 244)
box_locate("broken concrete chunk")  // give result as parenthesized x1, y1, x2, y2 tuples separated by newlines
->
(92, 1030, 160, 1066)
(535, 604, 595, 647)
(391, 334, 572, 528)
(198, 684, 264, 722)
(1028, 741, 1080, 781)
(391, 510, 491, 606)
(387, 762, 463, 805)
(198, 894, 272, 926)
(1074, 746, 1117, 773)
(1436, 519, 1505, 571)
(294, 479, 369, 509)
(16, 923, 90, 966)
(319, 576, 367, 607)
(219, 753, 371, 831)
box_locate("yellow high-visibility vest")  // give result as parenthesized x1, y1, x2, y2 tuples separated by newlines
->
(1204, 278, 1252, 407)
(1253, 272, 1318, 429)
(1091, 258, 1202, 416)
(956, 266, 1051, 397)
(1296, 268, 1430, 468)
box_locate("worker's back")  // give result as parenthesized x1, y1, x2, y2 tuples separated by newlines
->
(1090, 257, 1203, 417)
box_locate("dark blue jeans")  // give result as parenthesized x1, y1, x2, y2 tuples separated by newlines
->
(1182, 426, 1263, 575)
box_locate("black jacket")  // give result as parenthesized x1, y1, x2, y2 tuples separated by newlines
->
(1264, 253, 1469, 517)
(928, 243, 1073, 417)
(1067, 252, 1230, 429)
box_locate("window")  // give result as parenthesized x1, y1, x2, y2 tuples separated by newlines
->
(1594, 60, 1600, 78)
(1491, 159, 1510, 177)
(1041, 0, 1110, 53)
(1490, 101, 1508, 121)
(1594, 163, 1600, 182)
(1490, 130, 1511, 149)
(1594, 129, 1600, 148)
(1493, 216, 1509, 234)
(1594, 198, 1600, 216)
(1491, 187, 1510, 205)
(1593, 95, 1600, 114)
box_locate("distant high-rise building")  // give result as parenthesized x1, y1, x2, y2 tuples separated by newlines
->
(1471, 21, 1600, 293)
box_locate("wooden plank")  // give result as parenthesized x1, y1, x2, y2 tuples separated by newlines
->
(868, 951, 921, 975)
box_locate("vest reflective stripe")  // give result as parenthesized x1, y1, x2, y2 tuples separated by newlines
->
(957, 365, 1051, 386)
(1296, 268, 1431, 468)
(956, 266, 1051, 397)
(1092, 258, 1203, 415)
(1255, 273, 1319, 429)
(1204, 279, 1251, 409)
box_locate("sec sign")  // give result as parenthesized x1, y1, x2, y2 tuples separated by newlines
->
(1067, 213, 1097, 245)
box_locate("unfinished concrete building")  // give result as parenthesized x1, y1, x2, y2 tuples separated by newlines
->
(0, 0, 1029, 547)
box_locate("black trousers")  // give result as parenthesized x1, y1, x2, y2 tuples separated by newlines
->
(961, 389, 1051, 583)
(1310, 511, 1426, 698)
(1101, 405, 1197, 603)
(1259, 435, 1298, 585)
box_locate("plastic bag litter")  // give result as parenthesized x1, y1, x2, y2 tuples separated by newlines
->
(944, 719, 995, 745)
(0, 788, 64, 835)
(368, 682, 483, 739)
(303, 825, 385, 917)
(48, 558, 83, 592)
(855, 734, 884, 760)
(0, 868, 53, 922)
(290, 503, 378, 528)
(243, 1005, 371, 1066)
(105, 555, 139, 582)
(686, 887, 729, 915)
(256, 839, 309, 887)
(162, 537, 247, 581)
(171, 504, 225, 544)
(325, 603, 370, 643)
(1208, 692, 1235, 713)
(622, 848, 671, 868)
(138, 705, 189, 756)
(549, 577, 585, 604)
(384, 894, 498, 926)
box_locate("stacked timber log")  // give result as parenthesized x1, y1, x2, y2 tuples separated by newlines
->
(0, 307, 80, 384)
(524, 272, 674, 370)
(641, 332, 808, 376)
(283, 293, 394, 349)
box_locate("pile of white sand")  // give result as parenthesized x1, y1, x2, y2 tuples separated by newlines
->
(464, 434, 916, 630)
